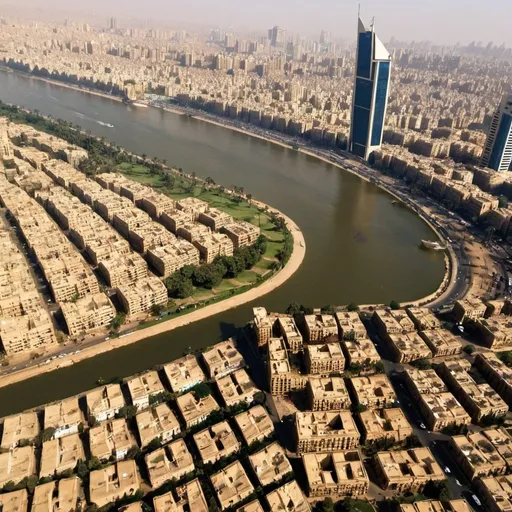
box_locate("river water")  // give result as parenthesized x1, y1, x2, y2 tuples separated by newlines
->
(0, 71, 444, 415)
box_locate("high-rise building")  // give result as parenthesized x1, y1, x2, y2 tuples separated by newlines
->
(268, 26, 286, 48)
(481, 93, 512, 172)
(109, 17, 117, 30)
(349, 16, 391, 161)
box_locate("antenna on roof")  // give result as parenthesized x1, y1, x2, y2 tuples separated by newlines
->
(370, 17, 375, 31)
(358, 3, 361, 17)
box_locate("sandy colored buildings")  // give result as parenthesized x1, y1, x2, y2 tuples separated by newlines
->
(39, 433, 85, 478)
(60, 292, 115, 337)
(453, 298, 487, 323)
(476, 474, 512, 512)
(135, 403, 180, 448)
(418, 329, 462, 357)
(399, 501, 472, 512)
(359, 408, 413, 444)
(193, 232, 234, 263)
(116, 275, 168, 316)
(340, 338, 380, 368)
(86, 384, 125, 423)
(295, 411, 360, 454)
(147, 239, 200, 277)
(222, 221, 260, 248)
(249, 442, 292, 487)
(267, 337, 307, 395)
(303, 314, 338, 342)
(404, 368, 447, 399)
(406, 307, 442, 331)
(145, 438, 194, 488)
(193, 421, 240, 465)
(475, 353, 512, 407)
(253, 307, 274, 347)
(0, 489, 28, 512)
(374, 448, 444, 492)
(233, 406, 274, 446)
(385, 332, 432, 364)
(0, 446, 36, 487)
(153, 478, 208, 512)
(1, 411, 40, 450)
(303, 451, 369, 497)
(163, 354, 205, 394)
(437, 359, 508, 421)
(44, 397, 83, 439)
(348, 375, 396, 409)
(335, 311, 368, 340)
(305, 342, 345, 374)
(265, 480, 311, 512)
(89, 419, 135, 461)
(276, 315, 303, 353)
(202, 339, 246, 379)
(89, 460, 140, 508)
(126, 371, 165, 410)
(210, 461, 255, 510)
(216, 368, 259, 408)
(176, 391, 220, 428)
(307, 377, 351, 411)
(199, 208, 233, 232)
(372, 309, 415, 337)
(474, 316, 512, 350)
(252, 308, 303, 351)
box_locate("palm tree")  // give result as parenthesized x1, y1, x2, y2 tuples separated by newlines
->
(247, 193, 253, 205)
(141, 153, 147, 162)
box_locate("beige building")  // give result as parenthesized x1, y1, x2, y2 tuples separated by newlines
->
(450, 429, 511, 481)
(86, 384, 125, 423)
(39, 434, 84, 478)
(210, 461, 255, 510)
(295, 411, 360, 454)
(385, 332, 432, 363)
(44, 397, 83, 439)
(89, 418, 135, 461)
(305, 342, 345, 374)
(0, 446, 36, 487)
(475, 353, 512, 406)
(406, 307, 442, 331)
(307, 377, 351, 411)
(237, 500, 264, 512)
(176, 392, 220, 428)
(145, 438, 194, 488)
(476, 474, 512, 512)
(222, 221, 260, 248)
(453, 298, 487, 323)
(265, 480, 311, 512)
(474, 316, 512, 350)
(303, 314, 338, 342)
(335, 311, 368, 340)
(253, 307, 274, 347)
(303, 451, 369, 497)
(372, 308, 415, 337)
(202, 339, 246, 379)
(31, 477, 80, 512)
(98, 252, 147, 287)
(418, 392, 470, 432)
(176, 197, 209, 219)
(216, 368, 259, 407)
(404, 368, 448, 399)
(340, 339, 380, 368)
(199, 208, 233, 232)
(418, 329, 462, 357)
(349, 375, 396, 409)
(1, 411, 40, 450)
(60, 292, 115, 337)
(153, 478, 208, 512)
(276, 315, 303, 353)
(267, 337, 307, 395)
(359, 408, 413, 444)
(399, 500, 473, 512)
(89, 460, 140, 508)
(437, 359, 508, 421)
(126, 371, 166, 410)
(193, 421, 241, 465)
(135, 403, 180, 448)
(233, 405, 274, 446)
(193, 232, 234, 263)
(116, 275, 168, 316)
(374, 448, 444, 492)
(249, 442, 292, 487)
(0, 489, 28, 512)
(147, 239, 200, 277)
(163, 354, 205, 394)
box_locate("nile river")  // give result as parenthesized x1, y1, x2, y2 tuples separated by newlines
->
(0, 71, 445, 415)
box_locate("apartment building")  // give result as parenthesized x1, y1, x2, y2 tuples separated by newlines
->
(86, 384, 125, 423)
(475, 353, 512, 406)
(303, 314, 338, 342)
(39, 434, 85, 478)
(0, 489, 28, 512)
(335, 311, 368, 340)
(453, 298, 487, 323)
(253, 307, 274, 347)
(372, 309, 415, 337)
(406, 307, 442, 331)
(374, 448, 444, 492)
(89, 460, 140, 508)
(160, 208, 194, 234)
(176, 392, 220, 428)
(163, 354, 205, 394)
(233, 406, 274, 446)
(303, 451, 369, 497)
(267, 337, 306, 395)
(348, 375, 396, 409)
(359, 408, 413, 444)
(198, 208, 233, 231)
(295, 411, 360, 454)
(404, 368, 448, 400)
(1, 412, 40, 450)
(216, 368, 259, 408)
(418, 329, 462, 357)
(0, 446, 36, 487)
(305, 342, 345, 374)
(89, 419, 135, 461)
(193, 232, 234, 263)
(474, 317, 512, 350)
(146, 239, 200, 277)
(265, 480, 311, 512)
(126, 371, 166, 410)
(193, 421, 240, 465)
(31, 478, 81, 512)
(476, 475, 512, 512)
(140, 192, 175, 219)
(385, 332, 432, 364)
(419, 392, 471, 432)
(153, 479, 208, 512)
(210, 461, 254, 510)
(176, 197, 209, 219)
(249, 442, 292, 487)
(340, 338, 380, 368)
(306, 377, 351, 411)
(135, 403, 180, 448)
(400, 501, 473, 512)
(276, 315, 303, 353)
(44, 397, 83, 439)
(145, 438, 194, 488)
(202, 339, 246, 379)
(176, 222, 212, 243)
(116, 275, 168, 316)
(221, 221, 260, 248)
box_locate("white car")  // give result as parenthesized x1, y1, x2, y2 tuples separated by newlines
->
(472, 495, 481, 507)
(444, 466, 451, 474)
(419, 423, 426, 430)
(455, 480, 462, 486)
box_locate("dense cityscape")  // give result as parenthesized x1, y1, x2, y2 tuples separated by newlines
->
(0, 3, 511, 512)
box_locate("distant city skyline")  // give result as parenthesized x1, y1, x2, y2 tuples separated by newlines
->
(1, 0, 511, 46)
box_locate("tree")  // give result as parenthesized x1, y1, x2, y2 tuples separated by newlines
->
(300, 304, 314, 315)
(117, 405, 138, 419)
(499, 195, 509, 208)
(191, 382, 211, 399)
(126, 445, 142, 460)
(165, 273, 193, 299)
(253, 391, 266, 405)
(346, 302, 360, 312)
(286, 302, 301, 316)
(412, 359, 432, 370)
(498, 351, 512, 367)
(314, 497, 334, 512)
(423, 479, 451, 501)
(389, 300, 400, 310)
(247, 193, 253, 205)
(87, 457, 102, 471)
(111, 313, 126, 332)
(76, 460, 89, 479)
(163, 173, 175, 189)
(320, 305, 336, 315)
(151, 303, 165, 317)
(374, 361, 385, 373)
(463, 344, 476, 355)
(40, 427, 56, 443)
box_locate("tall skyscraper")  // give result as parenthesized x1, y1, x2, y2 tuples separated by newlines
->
(109, 17, 117, 30)
(481, 93, 512, 172)
(268, 26, 286, 48)
(349, 16, 391, 160)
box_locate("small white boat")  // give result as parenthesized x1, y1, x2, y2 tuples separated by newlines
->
(421, 239, 446, 251)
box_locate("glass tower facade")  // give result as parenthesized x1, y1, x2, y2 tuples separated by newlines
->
(349, 18, 391, 161)
(482, 94, 512, 172)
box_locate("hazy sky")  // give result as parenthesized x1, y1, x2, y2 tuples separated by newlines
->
(3, 0, 512, 46)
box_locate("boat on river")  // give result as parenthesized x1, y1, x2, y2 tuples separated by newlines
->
(421, 239, 446, 251)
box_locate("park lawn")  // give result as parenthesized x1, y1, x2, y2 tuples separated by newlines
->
(117, 163, 165, 187)
(233, 270, 259, 284)
(264, 240, 282, 260)
(254, 258, 274, 272)
(213, 280, 237, 293)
